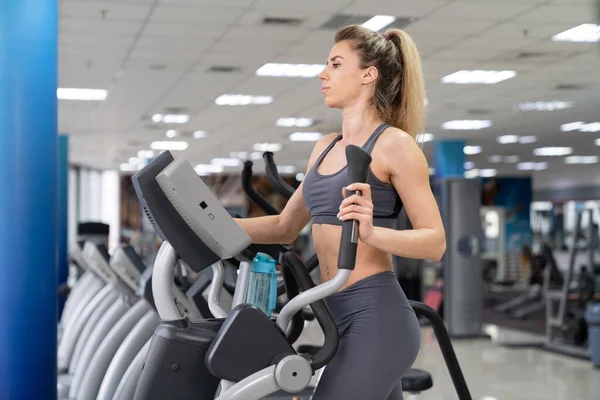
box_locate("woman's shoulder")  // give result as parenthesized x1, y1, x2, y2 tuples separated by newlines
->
(376, 127, 427, 170)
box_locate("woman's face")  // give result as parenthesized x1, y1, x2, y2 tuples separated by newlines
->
(318, 40, 374, 109)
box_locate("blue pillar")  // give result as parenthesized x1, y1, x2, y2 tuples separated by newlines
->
(58, 135, 69, 317)
(0, 1, 58, 399)
(433, 140, 466, 180)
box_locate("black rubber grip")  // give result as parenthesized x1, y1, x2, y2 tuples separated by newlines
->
(262, 152, 295, 200)
(337, 145, 372, 271)
(281, 264, 304, 344)
(241, 161, 279, 216)
(282, 252, 339, 371)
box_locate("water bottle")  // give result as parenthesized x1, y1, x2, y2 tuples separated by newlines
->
(246, 252, 280, 318)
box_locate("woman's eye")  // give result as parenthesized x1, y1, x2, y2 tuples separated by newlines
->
(333, 64, 340, 68)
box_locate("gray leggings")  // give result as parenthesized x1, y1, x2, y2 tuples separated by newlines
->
(311, 271, 421, 400)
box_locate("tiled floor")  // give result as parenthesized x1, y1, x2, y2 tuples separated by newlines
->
(296, 322, 600, 399)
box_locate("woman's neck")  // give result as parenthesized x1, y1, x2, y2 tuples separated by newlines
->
(340, 102, 383, 144)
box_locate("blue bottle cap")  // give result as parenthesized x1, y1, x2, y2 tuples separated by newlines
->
(252, 252, 277, 274)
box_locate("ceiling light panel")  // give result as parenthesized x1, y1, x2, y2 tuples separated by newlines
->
(443, 120, 492, 130)
(289, 132, 323, 142)
(533, 147, 573, 156)
(517, 101, 574, 112)
(256, 63, 325, 78)
(254, 143, 283, 152)
(565, 156, 599, 164)
(58, 88, 107, 101)
(276, 117, 314, 127)
(150, 141, 188, 151)
(215, 94, 273, 106)
(497, 135, 519, 144)
(361, 15, 396, 31)
(552, 24, 600, 43)
(464, 145, 482, 155)
(442, 70, 516, 84)
(519, 136, 537, 144)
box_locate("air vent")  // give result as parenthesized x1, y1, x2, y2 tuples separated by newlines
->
(164, 106, 189, 114)
(516, 51, 548, 59)
(467, 108, 492, 115)
(149, 64, 167, 71)
(262, 16, 303, 26)
(208, 65, 242, 74)
(555, 83, 585, 91)
(143, 206, 156, 228)
(321, 15, 413, 30)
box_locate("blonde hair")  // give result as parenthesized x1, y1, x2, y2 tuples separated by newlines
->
(334, 26, 426, 139)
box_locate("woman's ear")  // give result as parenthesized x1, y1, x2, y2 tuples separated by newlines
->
(361, 66, 378, 85)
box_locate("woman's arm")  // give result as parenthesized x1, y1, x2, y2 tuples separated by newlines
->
(234, 183, 310, 244)
(338, 130, 446, 261)
(235, 133, 338, 245)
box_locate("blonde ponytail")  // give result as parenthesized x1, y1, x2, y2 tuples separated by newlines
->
(385, 29, 426, 139)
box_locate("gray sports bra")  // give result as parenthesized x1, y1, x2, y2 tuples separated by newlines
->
(302, 123, 403, 228)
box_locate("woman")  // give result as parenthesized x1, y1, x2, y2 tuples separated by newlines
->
(236, 25, 446, 400)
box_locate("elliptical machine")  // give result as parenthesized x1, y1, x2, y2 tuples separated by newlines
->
(131, 146, 371, 399)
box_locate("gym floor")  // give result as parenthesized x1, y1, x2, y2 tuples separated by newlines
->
(298, 322, 600, 399)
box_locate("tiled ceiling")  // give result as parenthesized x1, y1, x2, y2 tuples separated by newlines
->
(58, 0, 600, 190)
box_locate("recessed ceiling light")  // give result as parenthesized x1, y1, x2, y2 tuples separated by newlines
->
(564, 121, 600, 133)
(464, 145, 482, 155)
(464, 161, 475, 169)
(153, 113, 190, 124)
(277, 165, 296, 174)
(230, 151, 249, 160)
(211, 158, 241, 167)
(289, 132, 323, 142)
(497, 135, 519, 144)
(57, 88, 107, 101)
(215, 94, 273, 106)
(565, 155, 599, 164)
(150, 141, 189, 151)
(561, 121, 585, 131)
(251, 152, 262, 160)
(442, 120, 492, 130)
(581, 122, 600, 133)
(519, 135, 537, 144)
(276, 117, 314, 127)
(518, 162, 548, 171)
(296, 172, 305, 181)
(416, 133, 435, 143)
(195, 164, 224, 176)
(166, 129, 178, 138)
(517, 101, 574, 112)
(596, 138, 600, 146)
(256, 63, 325, 78)
(193, 130, 207, 139)
(138, 150, 154, 159)
(489, 155, 503, 163)
(464, 169, 479, 179)
(504, 155, 520, 163)
(254, 143, 283, 152)
(441, 70, 516, 84)
(552, 24, 600, 43)
(534, 146, 573, 156)
(480, 169, 497, 178)
(362, 15, 396, 31)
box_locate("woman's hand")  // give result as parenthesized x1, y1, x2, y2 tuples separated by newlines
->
(337, 182, 375, 243)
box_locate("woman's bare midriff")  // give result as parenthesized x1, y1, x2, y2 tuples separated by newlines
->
(312, 223, 393, 291)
